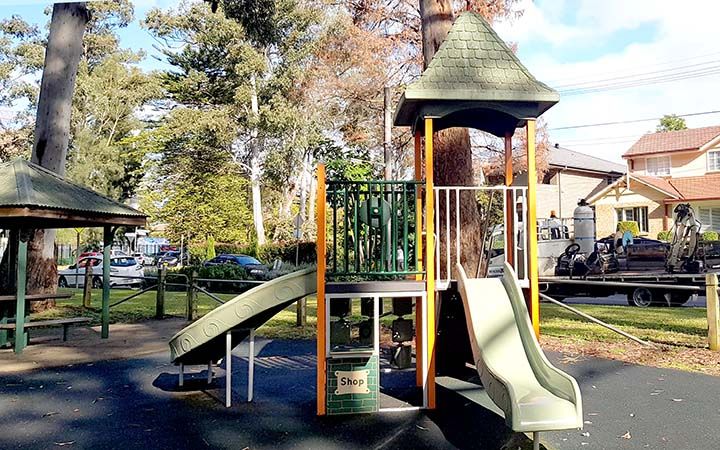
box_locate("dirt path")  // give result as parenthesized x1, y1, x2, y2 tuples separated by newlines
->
(0, 318, 186, 374)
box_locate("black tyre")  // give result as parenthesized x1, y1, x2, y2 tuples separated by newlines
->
(627, 287, 655, 307)
(92, 277, 103, 289)
(58, 276, 68, 288)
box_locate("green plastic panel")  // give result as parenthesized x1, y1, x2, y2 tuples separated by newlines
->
(169, 268, 316, 365)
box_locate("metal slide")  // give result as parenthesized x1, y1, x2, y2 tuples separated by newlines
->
(169, 268, 316, 365)
(455, 262, 583, 433)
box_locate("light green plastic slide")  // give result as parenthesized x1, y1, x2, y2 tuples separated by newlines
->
(169, 268, 316, 365)
(456, 262, 583, 433)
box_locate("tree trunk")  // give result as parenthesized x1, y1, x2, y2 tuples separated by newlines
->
(420, 1, 483, 278)
(249, 75, 266, 246)
(28, 3, 89, 311)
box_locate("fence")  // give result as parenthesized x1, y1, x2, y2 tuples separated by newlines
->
(325, 180, 425, 279)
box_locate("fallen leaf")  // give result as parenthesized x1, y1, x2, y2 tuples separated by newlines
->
(619, 431, 632, 439)
(43, 412, 59, 418)
(581, 432, 590, 437)
(584, 420, 592, 425)
(672, 398, 683, 402)
(416, 425, 427, 431)
(54, 441, 75, 447)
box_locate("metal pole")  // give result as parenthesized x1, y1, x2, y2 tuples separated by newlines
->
(75, 230, 80, 288)
(533, 432, 540, 450)
(14, 231, 28, 354)
(101, 226, 112, 339)
(540, 293, 654, 346)
(208, 361, 213, 384)
(383, 86, 392, 180)
(248, 329, 255, 402)
(225, 330, 232, 407)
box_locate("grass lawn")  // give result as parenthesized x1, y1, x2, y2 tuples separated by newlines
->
(33, 289, 710, 349)
(540, 303, 710, 348)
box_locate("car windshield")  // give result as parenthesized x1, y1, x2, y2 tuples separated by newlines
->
(235, 256, 261, 265)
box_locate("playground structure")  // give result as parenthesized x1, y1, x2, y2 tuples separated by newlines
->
(169, 12, 583, 447)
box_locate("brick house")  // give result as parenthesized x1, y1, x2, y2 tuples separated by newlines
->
(588, 125, 720, 238)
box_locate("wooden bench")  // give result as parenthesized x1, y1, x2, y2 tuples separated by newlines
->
(0, 317, 92, 342)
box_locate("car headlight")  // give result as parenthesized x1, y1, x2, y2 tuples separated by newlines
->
(250, 269, 263, 275)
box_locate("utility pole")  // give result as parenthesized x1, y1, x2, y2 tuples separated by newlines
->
(383, 86, 392, 180)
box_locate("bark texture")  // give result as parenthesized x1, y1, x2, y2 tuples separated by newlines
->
(28, 3, 89, 311)
(420, 0, 483, 277)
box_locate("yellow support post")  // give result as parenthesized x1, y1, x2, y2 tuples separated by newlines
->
(316, 164, 327, 415)
(526, 120, 540, 338)
(424, 118, 436, 408)
(414, 131, 424, 388)
(707, 273, 719, 351)
(504, 132, 514, 268)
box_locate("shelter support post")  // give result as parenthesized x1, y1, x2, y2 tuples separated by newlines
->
(316, 163, 327, 415)
(526, 120, 540, 338)
(504, 132, 514, 268)
(101, 226, 113, 339)
(414, 130, 424, 388)
(424, 117, 436, 408)
(14, 230, 29, 354)
(707, 273, 719, 351)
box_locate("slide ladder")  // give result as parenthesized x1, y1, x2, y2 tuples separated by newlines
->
(455, 262, 582, 447)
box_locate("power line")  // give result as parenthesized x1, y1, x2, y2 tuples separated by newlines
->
(549, 110, 720, 131)
(554, 59, 720, 89)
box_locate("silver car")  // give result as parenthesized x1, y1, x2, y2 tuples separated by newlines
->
(58, 256, 145, 288)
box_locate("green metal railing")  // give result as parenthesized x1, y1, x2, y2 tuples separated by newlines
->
(326, 180, 424, 279)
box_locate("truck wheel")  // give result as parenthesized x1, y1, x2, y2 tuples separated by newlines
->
(92, 277, 103, 289)
(58, 276, 67, 288)
(669, 292, 691, 307)
(627, 287, 654, 307)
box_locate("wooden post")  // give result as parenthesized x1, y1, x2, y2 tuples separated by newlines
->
(424, 117, 436, 409)
(707, 273, 720, 351)
(504, 132, 515, 267)
(526, 120, 540, 338)
(186, 269, 198, 321)
(316, 163, 327, 415)
(156, 265, 166, 320)
(101, 226, 112, 338)
(82, 262, 93, 308)
(14, 231, 29, 354)
(414, 130, 424, 388)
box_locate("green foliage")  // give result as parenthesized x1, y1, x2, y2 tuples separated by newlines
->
(617, 221, 640, 237)
(657, 230, 672, 241)
(196, 263, 248, 280)
(656, 114, 687, 132)
(702, 231, 719, 242)
(257, 241, 316, 264)
(206, 236, 217, 260)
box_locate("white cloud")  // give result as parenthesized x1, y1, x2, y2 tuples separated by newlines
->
(495, 0, 720, 162)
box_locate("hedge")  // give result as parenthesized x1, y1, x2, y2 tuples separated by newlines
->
(657, 230, 672, 241)
(702, 231, 719, 242)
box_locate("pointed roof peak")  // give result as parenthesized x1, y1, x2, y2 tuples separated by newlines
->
(394, 12, 558, 136)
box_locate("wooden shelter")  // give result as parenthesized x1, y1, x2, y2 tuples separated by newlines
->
(0, 159, 146, 353)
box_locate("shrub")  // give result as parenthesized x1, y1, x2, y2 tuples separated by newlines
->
(702, 231, 719, 242)
(617, 221, 640, 237)
(657, 230, 672, 241)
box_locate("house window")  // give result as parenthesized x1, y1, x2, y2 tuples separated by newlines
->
(708, 150, 720, 172)
(698, 207, 720, 232)
(616, 207, 649, 233)
(646, 156, 670, 176)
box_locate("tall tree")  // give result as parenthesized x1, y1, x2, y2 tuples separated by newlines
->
(26, 3, 89, 308)
(656, 114, 687, 132)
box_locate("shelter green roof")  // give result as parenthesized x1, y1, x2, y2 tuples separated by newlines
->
(0, 159, 146, 228)
(394, 12, 559, 136)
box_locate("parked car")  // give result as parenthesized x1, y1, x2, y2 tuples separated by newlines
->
(157, 250, 188, 267)
(58, 256, 144, 288)
(203, 254, 267, 277)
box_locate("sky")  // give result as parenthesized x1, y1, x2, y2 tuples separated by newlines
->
(495, 0, 720, 162)
(2, 1, 720, 163)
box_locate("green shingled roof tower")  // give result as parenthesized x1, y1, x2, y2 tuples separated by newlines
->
(394, 12, 559, 136)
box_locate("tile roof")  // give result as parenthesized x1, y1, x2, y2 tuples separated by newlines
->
(0, 159, 146, 221)
(667, 174, 720, 200)
(623, 125, 720, 157)
(549, 146, 625, 174)
(404, 12, 559, 104)
(632, 175, 681, 198)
